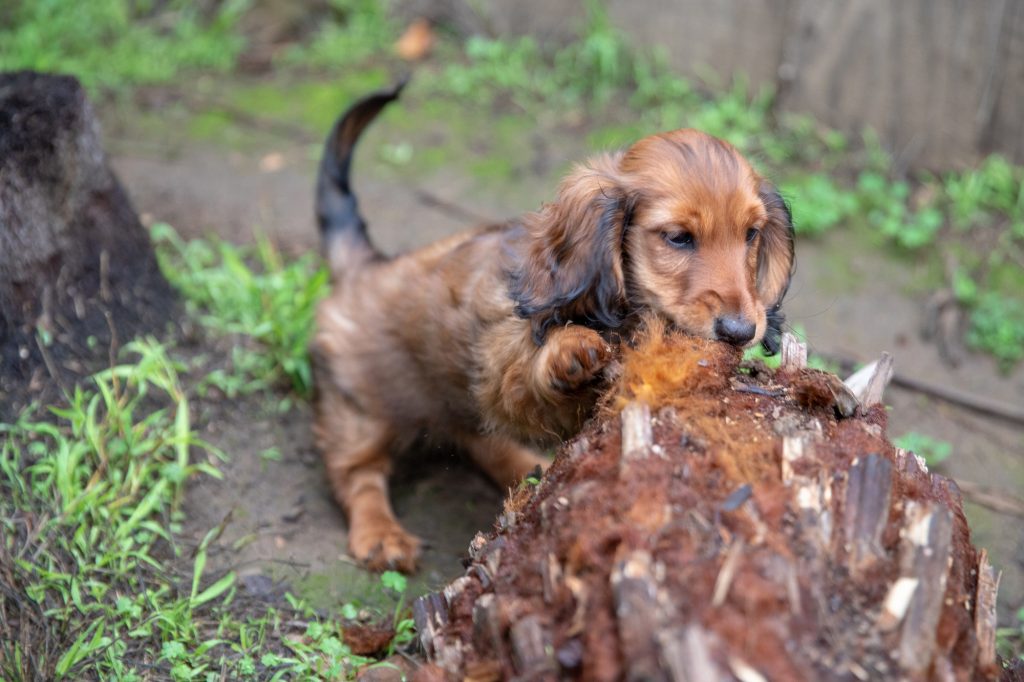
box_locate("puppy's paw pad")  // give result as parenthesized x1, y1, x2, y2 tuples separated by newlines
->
(350, 525, 422, 574)
(546, 327, 611, 392)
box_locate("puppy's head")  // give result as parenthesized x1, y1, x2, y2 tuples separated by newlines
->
(512, 129, 794, 352)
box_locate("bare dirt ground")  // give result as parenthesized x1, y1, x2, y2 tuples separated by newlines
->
(105, 99, 1024, 620)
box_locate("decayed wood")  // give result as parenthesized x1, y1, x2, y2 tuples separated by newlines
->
(711, 540, 745, 607)
(540, 553, 562, 605)
(413, 592, 449, 660)
(843, 454, 893, 577)
(415, 333, 1001, 681)
(897, 502, 954, 673)
(611, 549, 669, 681)
(509, 615, 556, 680)
(975, 549, 1001, 670)
(657, 625, 725, 682)
(620, 401, 653, 461)
(472, 593, 503, 662)
(818, 372, 860, 418)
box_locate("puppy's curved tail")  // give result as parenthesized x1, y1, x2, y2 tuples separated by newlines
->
(316, 79, 407, 275)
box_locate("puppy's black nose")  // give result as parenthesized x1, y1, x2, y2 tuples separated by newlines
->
(714, 315, 756, 346)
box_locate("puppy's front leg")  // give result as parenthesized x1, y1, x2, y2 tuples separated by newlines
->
(314, 408, 421, 572)
(533, 324, 612, 399)
(479, 321, 613, 440)
(459, 431, 549, 490)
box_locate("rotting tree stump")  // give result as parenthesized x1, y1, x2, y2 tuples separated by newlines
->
(412, 326, 1007, 681)
(0, 71, 176, 419)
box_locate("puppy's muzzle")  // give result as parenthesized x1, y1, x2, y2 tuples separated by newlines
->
(714, 314, 756, 347)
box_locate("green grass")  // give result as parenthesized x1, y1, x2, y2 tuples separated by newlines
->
(277, 0, 399, 71)
(151, 224, 329, 399)
(999, 607, 1024, 666)
(0, 0, 247, 93)
(0, 339, 223, 679)
(0, 341, 416, 680)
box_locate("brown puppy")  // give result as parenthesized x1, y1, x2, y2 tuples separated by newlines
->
(311, 83, 794, 571)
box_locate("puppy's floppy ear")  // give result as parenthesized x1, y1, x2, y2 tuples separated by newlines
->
(511, 153, 633, 344)
(757, 183, 796, 354)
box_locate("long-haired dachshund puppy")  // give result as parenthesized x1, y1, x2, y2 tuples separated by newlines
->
(311, 82, 794, 571)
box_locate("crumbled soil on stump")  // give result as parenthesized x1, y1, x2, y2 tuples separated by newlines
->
(426, 328, 995, 681)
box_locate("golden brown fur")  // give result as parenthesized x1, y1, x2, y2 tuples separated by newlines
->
(311, 89, 794, 571)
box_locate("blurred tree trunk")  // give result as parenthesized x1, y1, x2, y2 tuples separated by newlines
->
(0, 71, 176, 419)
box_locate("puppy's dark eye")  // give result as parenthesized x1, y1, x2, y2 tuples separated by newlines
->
(663, 231, 696, 250)
(746, 227, 760, 244)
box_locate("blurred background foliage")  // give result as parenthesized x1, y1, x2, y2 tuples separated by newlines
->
(3, 0, 1022, 368)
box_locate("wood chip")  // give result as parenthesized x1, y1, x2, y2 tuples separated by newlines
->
(621, 401, 653, 461)
(780, 332, 807, 370)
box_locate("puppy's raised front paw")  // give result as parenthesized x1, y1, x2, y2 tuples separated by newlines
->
(542, 325, 612, 393)
(349, 518, 422, 573)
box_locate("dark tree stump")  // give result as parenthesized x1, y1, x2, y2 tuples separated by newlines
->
(414, 329, 1007, 681)
(0, 71, 176, 419)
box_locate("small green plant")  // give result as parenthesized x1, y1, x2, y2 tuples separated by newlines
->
(0, 0, 248, 93)
(997, 606, 1024, 664)
(892, 431, 953, 466)
(944, 155, 1024, 228)
(152, 223, 329, 398)
(379, 570, 416, 655)
(277, 0, 398, 70)
(781, 174, 859, 236)
(741, 325, 838, 374)
(856, 171, 945, 249)
(965, 293, 1024, 369)
(0, 340, 225, 680)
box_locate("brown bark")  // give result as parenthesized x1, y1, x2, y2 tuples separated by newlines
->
(414, 330, 1006, 681)
(0, 71, 176, 419)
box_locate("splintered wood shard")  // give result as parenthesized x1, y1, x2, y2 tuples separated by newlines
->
(472, 593, 503, 659)
(510, 615, 556, 680)
(620, 401, 653, 461)
(897, 502, 953, 673)
(712, 540, 745, 607)
(974, 549, 1001, 670)
(611, 550, 670, 681)
(780, 332, 807, 370)
(781, 435, 809, 482)
(820, 372, 860, 418)
(843, 454, 893, 577)
(843, 352, 894, 406)
(657, 626, 724, 682)
(412, 592, 448, 659)
(541, 552, 562, 605)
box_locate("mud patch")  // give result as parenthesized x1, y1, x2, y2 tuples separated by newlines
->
(179, 340, 511, 610)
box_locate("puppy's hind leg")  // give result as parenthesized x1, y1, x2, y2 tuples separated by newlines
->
(459, 432, 550, 491)
(314, 406, 421, 572)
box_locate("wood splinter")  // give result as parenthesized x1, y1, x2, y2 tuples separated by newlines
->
(844, 351, 894, 407)
(780, 332, 807, 370)
(620, 400, 653, 462)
